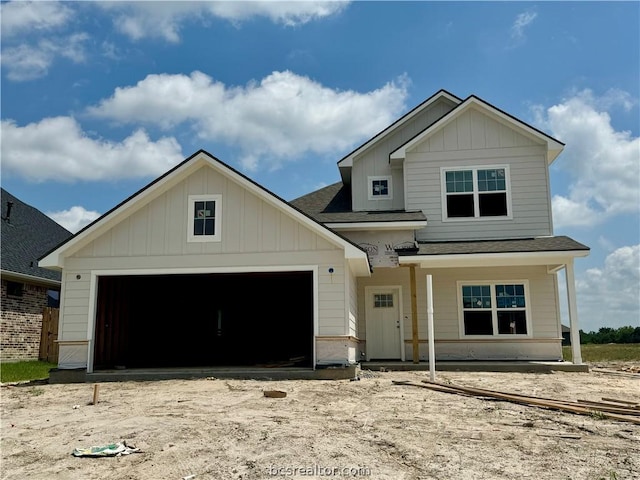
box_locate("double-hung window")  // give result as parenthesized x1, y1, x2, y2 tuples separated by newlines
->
(442, 166, 510, 220)
(459, 281, 529, 337)
(187, 194, 221, 242)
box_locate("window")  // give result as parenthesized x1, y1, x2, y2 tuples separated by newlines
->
(6, 281, 23, 297)
(368, 176, 392, 200)
(442, 166, 510, 220)
(187, 194, 221, 242)
(374, 293, 394, 308)
(459, 282, 529, 336)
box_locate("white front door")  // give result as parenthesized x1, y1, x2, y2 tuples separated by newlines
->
(366, 287, 402, 360)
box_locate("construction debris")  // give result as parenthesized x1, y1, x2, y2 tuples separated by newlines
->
(263, 390, 287, 399)
(72, 441, 140, 457)
(392, 380, 640, 425)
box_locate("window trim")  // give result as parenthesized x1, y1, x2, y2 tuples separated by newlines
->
(456, 280, 531, 338)
(367, 175, 393, 201)
(440, 165, 512, 222)
(187, 194, 222, 243)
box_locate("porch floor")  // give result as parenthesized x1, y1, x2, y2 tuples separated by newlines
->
(361, 361, 589, 373)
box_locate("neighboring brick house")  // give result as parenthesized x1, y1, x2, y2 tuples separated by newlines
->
(1, 189, 72, 361)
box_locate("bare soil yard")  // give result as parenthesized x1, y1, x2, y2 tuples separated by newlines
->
(1, 366, 639, 480)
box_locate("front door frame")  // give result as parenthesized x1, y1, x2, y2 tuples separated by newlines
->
(364, 285, 405, 361)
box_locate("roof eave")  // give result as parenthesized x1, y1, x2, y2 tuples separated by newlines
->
(325, 220, 427, 231)
(398, 249, 589, 268)
(1, 269, 61, 287)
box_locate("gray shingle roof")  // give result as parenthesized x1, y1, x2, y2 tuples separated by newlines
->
(1, 189, 72, 282)
(290, 182, 427, 224)
(400, 236, 590, 256)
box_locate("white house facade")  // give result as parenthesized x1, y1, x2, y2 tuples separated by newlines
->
(40, 90, 589, 374)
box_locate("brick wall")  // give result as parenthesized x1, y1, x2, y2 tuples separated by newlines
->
(0, 279, 49, 361)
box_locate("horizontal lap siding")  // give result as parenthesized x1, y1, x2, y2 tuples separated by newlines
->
(60, 271, 90, 341)
(318, 254, 347, 335)
(358, 265, 559, 342)
(406, 108, 553, 241)
(348, 264, 358, 337)
(352, 98, 457, 212)
(425, 266, 559, 339)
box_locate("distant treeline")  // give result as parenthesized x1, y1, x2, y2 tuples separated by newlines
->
(579, 326, 640, 344)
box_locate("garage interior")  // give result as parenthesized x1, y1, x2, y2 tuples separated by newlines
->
(94, 271, 314, 369)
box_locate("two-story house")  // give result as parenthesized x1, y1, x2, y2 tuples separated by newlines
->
(40, 90, 589, 376)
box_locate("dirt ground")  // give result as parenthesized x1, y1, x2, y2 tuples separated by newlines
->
(1, 365, 638, 480)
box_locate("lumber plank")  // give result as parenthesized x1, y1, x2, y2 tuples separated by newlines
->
(601, 397, 640, 408)
(392, 380, 640, 425)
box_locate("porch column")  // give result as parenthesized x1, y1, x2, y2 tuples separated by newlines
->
(409, 265, 419, 364)
(565, 259, 583, 364)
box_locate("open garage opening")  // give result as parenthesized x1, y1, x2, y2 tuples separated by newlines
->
(93, 271, 314, 369)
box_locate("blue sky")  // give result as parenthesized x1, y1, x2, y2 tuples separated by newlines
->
(1, 1, 638, 333)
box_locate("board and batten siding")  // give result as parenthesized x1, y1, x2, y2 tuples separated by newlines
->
(404, 107, 553, 241)
(74, 167, 340, 258)
(57, 165, 351, 356)
(351, 98, 458, 212)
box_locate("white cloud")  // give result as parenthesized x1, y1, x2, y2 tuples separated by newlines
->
(533, 89, 640, 229)
(1, 33, 89, 81)
(88, 70, 408, 170)
(575, 245, 640, 330)
(99, 1, 349, 43)
(0, 1, 73, 37)
(1, 116, 184, 182)
(510, 10, 537, 42)
(47, 206, 101, 233)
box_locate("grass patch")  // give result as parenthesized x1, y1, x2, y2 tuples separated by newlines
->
(563, 343, 640, 363)
(0, 361, 57, 383)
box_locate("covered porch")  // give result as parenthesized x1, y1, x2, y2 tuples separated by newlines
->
(358, 236, 590, 366)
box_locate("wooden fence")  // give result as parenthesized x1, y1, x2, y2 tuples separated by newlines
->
(39, 307, 59, 363)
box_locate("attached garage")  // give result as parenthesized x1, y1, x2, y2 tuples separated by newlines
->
(94, 271, 314, 369)
(39, 151, 370, 375)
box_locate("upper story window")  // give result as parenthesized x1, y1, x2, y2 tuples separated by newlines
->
(187, 194, 221, 242)
(368, 176, 392, 200)
(442, 166, 510, 220)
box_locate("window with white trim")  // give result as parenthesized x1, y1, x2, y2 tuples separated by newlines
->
(459, 282, 529, 336)
(443, 166, 509, 219)
(187, 194, 221, 242)
(368, 176, 392, 200)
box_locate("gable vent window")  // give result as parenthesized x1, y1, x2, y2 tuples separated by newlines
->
(443, 167, 510, 220)
(187, 194, 222, 242)
(368, 176, 393, 200)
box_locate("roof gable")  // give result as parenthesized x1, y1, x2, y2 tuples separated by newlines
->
(1, 188, 72, 283)
(337, 89, 462, 181)
(39, 150, 370, 274)
(390, 95, 564, 164)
